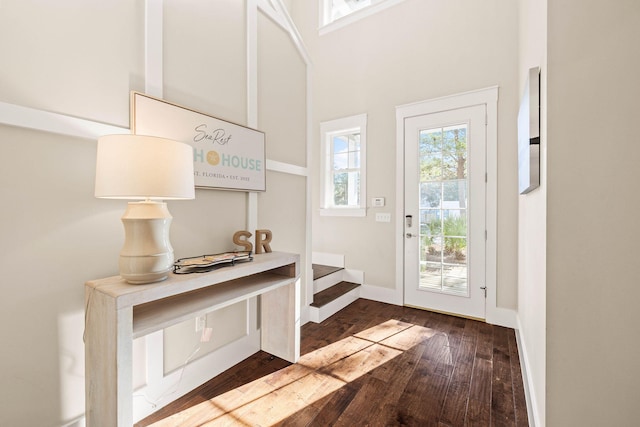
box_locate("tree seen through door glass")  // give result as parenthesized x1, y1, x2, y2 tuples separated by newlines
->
(418, 124, 469, 295)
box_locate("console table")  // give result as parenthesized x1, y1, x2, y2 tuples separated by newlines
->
(84, 251, 300, 426)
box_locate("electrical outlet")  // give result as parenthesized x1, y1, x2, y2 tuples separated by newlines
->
(195, 315, 206, 332)
(375, 213, 391, 222)
(200, 327, 213, 343)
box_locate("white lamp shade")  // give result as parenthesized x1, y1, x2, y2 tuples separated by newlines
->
(95, 134, 195, 200)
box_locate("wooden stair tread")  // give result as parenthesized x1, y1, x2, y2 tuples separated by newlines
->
(311, 281, 360, 308)
(312, 264, 344, 281)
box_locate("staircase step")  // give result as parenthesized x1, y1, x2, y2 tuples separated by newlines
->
(312, 264, 344, 281)
(311, 281, 360, 308)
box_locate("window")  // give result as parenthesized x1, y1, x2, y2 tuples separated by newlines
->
(320, 0, 407, 33)
(325, 0, 372, 23)
(320, 114, 367, 217)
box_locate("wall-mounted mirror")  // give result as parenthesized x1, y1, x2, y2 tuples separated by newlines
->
(518, 66, 541, 194)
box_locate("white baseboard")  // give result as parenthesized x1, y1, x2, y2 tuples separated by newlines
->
(132, 332, 260, 423)
(516, 316, 542, 427)
(486, 306, 518, 329)
(360, 284, 403, 306)
(301, 304, 310, 326)
(359, 282, 517, 330)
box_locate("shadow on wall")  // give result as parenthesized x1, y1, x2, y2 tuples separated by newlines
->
(0, 128, 123, 426)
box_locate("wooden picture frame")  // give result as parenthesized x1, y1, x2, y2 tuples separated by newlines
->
(130, 91, 266, 192)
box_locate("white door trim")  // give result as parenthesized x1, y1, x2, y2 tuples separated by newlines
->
(395, 87, 514, 327)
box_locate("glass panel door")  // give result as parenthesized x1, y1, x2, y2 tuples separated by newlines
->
(403, 105, 486, 319)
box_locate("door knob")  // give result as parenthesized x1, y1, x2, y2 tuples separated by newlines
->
(406, 233, 415, 238)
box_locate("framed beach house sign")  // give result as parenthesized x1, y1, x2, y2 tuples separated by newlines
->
(130, 91, 266, 192)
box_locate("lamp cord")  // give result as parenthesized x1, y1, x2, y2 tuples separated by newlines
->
(84, 284, 203, 413)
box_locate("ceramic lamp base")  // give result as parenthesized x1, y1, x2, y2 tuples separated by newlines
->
(119, 201, 174, 284)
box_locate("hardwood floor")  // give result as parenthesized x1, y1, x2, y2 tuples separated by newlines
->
(137, 299, 528, 426)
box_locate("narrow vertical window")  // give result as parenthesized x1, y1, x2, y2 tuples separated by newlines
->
(320, 114, 367, 216)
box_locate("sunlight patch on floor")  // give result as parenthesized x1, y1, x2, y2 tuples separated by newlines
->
(150, 320, 438, 426)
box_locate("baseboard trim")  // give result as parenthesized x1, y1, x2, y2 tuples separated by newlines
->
(360, 284, 403, 306)
(360, 283, 517, 329)
(133, 333, 260, 423)
(516, 316, 543, 427)
(486, 306, 518, 329)
(301, 305, 310, 326)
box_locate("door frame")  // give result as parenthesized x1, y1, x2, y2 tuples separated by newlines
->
(394, 87, 510, 326)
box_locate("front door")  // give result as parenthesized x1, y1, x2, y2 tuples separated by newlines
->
(403, 105, 486, 319)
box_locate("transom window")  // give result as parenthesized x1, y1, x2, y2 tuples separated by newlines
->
(320, 0, 408, 33)
(320, 114, 367, 217)
(327, 0, 372, 22)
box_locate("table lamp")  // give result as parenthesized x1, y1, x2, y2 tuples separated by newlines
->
(95, 134, 195, 284)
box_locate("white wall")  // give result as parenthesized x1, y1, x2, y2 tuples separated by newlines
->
(291, 0, 520, 309)
(158, 0, 251, 379)
(0, 3, 143, 424)
(546, 2, 640, 425)
(256, 10, 309, 313)
(517, 0, 547, 425)
(0, 1, 309, 425)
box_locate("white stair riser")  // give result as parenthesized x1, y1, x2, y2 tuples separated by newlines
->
(313, 268, 364, 294)
(309, 286, 360, 323)
(313, 270, 344, 294)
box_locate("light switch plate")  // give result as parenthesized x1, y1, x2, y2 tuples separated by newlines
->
(375, 213, 391, 222)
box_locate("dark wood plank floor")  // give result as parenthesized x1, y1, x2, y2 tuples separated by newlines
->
(137, 299, 528, 426)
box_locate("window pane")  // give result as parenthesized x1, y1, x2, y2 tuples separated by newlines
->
(442, 179, 467, 207)
(333, 135, 348, 154)
(424, 235, 444, 263)
(349, 133, 360, 151)
(442, 125, 466, 152)
(443, 210, 466, 237)
(444, 237, 467, 263)
(349, 151, 360, 168)
(420, 153, 442, 180)
(442, 126, 466, 179)
(420, 209, 442, 237)
(333, 152, 348, 170)
(443, 210, 467, 264)
(333, 172, 347, 205)
(443, 264, 467, 294)
(420, 182, 441, 208)
(331, 0, 372, 21)
(420, 262, 442, 290)
(442, 153, 461, 179)
(420, 129, 442, 154)
(347, 171, 360, 206)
